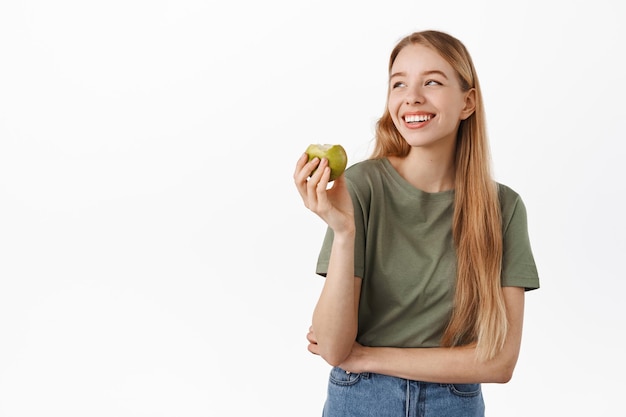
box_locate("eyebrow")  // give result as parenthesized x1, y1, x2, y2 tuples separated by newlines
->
(389, 70, 449, 80)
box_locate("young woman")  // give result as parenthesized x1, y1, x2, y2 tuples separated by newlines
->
(293, 30, 539, 417)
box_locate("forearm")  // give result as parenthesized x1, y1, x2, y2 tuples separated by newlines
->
(355, 289, 524, 383)
(359, 344, 516, 384)
(345, 287, 525, 383)
(312, 229, 359, 366)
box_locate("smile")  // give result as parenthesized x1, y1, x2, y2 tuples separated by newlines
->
(404, 114, 434, 124)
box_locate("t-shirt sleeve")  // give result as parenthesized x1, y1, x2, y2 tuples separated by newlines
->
(315, 177, 366, 279)
(500, 189, 540, 290)
(315, 226, 333, 277)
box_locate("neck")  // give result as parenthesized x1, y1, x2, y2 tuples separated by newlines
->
(389, 145, 456, 193)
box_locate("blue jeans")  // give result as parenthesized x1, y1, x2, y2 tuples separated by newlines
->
(322, 367, 485, 417)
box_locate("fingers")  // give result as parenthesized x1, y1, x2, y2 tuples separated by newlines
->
(293, 153, 325, 182)
(307, 326, 320, 355)
(293, 153, 310, 179)
(293, 153, 318, 195)
(307, 160, 330, 201)
(294, 154, 331, 211)
(306, 326, 317, 344)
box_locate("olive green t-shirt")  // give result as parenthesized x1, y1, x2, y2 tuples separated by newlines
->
(315, 158, 540, 348)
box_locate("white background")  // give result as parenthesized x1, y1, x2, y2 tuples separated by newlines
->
(1, 0, 624, 416)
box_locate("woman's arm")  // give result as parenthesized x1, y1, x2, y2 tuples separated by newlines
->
(294, 154, 361, 367)
(311, 256, 361, 366)
(311, 286, 525, 383)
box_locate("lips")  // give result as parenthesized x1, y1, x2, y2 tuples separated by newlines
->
(403, 112, 435, 127)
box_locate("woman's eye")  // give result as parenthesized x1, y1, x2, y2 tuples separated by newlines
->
(425, 80, 442, 86)
(392, 81, 406, 88)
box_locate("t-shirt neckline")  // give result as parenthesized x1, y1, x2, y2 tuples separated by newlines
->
(380, 157, 455, 202)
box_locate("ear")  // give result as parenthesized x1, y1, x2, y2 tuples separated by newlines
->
(460, 88, 476, 120)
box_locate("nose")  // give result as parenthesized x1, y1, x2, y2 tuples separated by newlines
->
(405, 85, 424, 105)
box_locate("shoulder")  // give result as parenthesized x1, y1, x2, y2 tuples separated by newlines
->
(344, 158, 385, 179)
(497, 182, 522, 204)
(342, 158, 388, 205)
(344, 158, 386, 189)
(497, 182, 529, 229)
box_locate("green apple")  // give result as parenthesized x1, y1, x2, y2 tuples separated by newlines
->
(305, 144, 348, 182)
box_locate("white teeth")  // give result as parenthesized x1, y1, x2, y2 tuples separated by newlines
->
(405, 114, 432, 123)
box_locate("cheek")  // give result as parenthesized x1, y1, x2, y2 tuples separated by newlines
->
(451, 97, 469, 119)
(388, 105, 402, 129)
(387, 97, 401, 120)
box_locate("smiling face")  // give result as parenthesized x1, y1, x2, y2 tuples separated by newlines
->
(387, 43, 475, 152)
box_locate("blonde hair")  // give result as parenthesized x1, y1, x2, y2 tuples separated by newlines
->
(372, 30, 506, 361)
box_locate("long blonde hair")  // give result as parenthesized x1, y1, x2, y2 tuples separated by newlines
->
(372, 30, 506, 360)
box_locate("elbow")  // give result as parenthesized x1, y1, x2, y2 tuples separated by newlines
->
(321, 349, 350, 368)
(483, 345, 520, 384)
(476, 351, 518, 383)
(493, 369, 514, 384)
(319, 344, 352, 368)
(491, 361, 516, 384)
(324, 357, 344, 368)
(312, 329, 357, 368)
